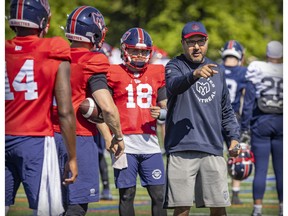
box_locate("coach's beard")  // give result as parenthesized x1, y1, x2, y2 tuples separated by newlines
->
(189, 52, 204, 64)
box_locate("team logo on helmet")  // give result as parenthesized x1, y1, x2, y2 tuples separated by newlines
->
(121, 31, 131, 43)
(40, 0, 50, 14)
(91, 11, 105, 31)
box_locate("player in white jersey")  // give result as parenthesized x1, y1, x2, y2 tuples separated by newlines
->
(241, 41, 283, 216)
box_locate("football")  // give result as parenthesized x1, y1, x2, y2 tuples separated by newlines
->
(79, 97, 104, 123)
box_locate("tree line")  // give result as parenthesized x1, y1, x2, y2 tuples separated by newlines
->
(5, 0, 283, 64)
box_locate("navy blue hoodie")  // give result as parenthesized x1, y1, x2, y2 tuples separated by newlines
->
(165, 54, 240, 156)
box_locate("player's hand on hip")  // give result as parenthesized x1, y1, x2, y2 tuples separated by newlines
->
(193, 64, 218, 78)
(63, 158, 78, 185)
(228, 140, 241, 157)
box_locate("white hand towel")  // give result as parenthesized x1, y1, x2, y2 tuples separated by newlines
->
(37, 136, 64, 216)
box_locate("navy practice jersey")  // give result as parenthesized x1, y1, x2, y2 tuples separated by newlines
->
(165, 55, 240, 156)
(223, 65, 247, 114)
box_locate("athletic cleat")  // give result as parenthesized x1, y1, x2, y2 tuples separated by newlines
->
(231, 196, 243, 205)
(251, 211, 262, 216)
(100, 189, 113, 200)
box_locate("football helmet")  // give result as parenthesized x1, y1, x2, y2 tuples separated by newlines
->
(221, 40, 244, 61)
(120, 27, 153, 71)
(65, 6, 107, 49)
(227, 143, 255, 181)
(9, 0, 50, 31)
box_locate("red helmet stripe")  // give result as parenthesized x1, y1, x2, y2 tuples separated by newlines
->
(228, 40, 235, 49)
(137, 28, 144, 44)
(70, 6, 88, 34)
(243, 164, 249, 178)
(17, 0, 24, 20)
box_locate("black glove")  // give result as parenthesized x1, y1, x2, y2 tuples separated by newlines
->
(240, 130, 251, 144)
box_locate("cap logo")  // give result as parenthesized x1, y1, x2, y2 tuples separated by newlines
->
(192, 24, 200, 31)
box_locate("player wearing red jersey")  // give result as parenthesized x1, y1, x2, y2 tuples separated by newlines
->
(52, 6, 124, 216)
(94, 42, 115, 201)
(5, 0, 77, 215)
(106, 28, 167, 216)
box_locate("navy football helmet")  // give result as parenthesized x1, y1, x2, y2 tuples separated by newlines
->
(221, 40, 244, 61)
(9, 0, 51, 31)
(227, 143, 255, 181)
(65, 6, 107, 49)
(120, 28, 153, 71)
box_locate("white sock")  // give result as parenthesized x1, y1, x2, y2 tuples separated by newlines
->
(5, 206, 9, 215)
(279, 203, 283, 215)
(232, 187, 240, 192)
(253, 204, 262, 214)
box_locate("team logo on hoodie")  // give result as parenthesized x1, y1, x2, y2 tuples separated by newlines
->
(193, 78, 216, 103)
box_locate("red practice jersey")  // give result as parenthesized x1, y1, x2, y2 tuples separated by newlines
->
(52, 48, 110, 136)
(107, 64, 165, 135)
(5, 36, 71, 136)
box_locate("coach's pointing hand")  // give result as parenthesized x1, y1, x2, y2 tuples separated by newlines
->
(193, 64, 218, 78)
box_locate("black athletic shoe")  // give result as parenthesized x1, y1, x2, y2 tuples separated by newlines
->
(100, 189, 113, 200)
(231, 196, 243, 205)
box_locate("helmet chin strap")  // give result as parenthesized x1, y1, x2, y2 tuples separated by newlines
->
(38, 30, 45, 38)
(132, 61, 145, 67)
(126, 61, 147, 72)
(126, 52, 150, 71)
(39, 25, 49, 38)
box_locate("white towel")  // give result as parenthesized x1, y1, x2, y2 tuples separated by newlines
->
(37, 136, 64, 216)
(111, 153, 128, 169)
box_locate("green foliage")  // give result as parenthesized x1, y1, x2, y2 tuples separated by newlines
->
(5, 0, 282, 64)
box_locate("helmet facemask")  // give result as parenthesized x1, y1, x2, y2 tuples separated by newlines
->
(122, 44, 152, 71)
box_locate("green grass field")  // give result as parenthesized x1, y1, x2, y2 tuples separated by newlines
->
(7, 152, 280, 216)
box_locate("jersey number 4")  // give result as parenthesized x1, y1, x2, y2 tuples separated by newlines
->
(5, 60, 38, 100)
(126, 83, 152, 108)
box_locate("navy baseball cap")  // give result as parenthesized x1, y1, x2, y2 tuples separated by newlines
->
(182, 21, 208, 39)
